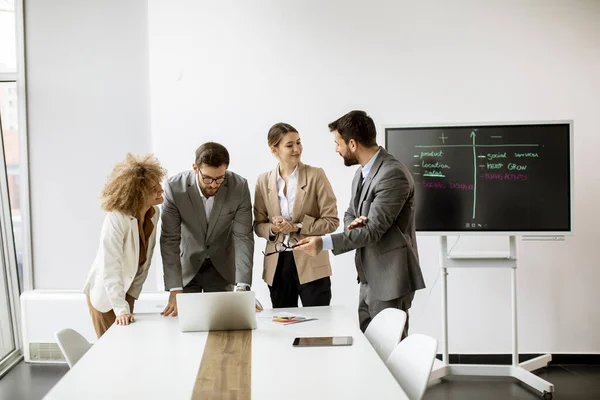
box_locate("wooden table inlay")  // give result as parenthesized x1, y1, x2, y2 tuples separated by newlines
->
(192, 330, 252, 400)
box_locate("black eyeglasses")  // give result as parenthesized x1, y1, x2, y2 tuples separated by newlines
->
(263, 238, 300, 257)
(199, 170, 226, 185)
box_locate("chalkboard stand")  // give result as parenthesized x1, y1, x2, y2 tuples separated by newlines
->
(430, 236, 554, 400)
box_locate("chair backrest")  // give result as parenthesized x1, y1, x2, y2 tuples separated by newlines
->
(364, 308, 407, 361)
(54, 328, 92, 368)
(385, 333, 438, 400)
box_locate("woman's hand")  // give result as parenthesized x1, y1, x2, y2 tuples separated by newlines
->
(271, 216, 285, 233)
(271, 216, 299, 235)
(115, 314, 135, 326)
(279, 220, 297, 234)
(272, 216, 296, 234)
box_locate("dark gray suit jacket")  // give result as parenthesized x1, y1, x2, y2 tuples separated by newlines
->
(331, 148, 425, 301)
(160, 170, 254, 290)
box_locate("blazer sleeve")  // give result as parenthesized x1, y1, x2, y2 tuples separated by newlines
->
(160, 181, 184, 290)
(233, 181, 254, 285)
(299, 168, 339, 236)
(100, 213, 131, 317)
(253, 175, 277, 242)
(331, 167, 410, 255)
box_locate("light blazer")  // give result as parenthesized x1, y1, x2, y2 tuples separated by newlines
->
(160, 170, 254, 290)
(254, 163, 339, 286)
(331, 148, 425, 301)
(83, 205, 160, 316)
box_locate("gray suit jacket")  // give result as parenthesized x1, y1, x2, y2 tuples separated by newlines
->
(160, 170, 254, 290)
(331, 148, 425, 301)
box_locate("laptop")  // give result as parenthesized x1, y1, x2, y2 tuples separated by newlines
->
(177, 291, 258, 332)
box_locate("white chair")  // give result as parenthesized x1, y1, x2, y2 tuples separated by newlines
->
(54, 328, 93, 368)
(364, 308, 407, 361)
(385, 333, 438, 400)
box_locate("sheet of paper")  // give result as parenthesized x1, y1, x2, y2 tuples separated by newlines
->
(268, 311, 317, 325)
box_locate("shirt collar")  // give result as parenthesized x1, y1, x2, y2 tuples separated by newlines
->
(146, 205, 156, 219)
(361, 147, 382, 179)
(276, 164, 299, 182)
(136, 205, 156, 221)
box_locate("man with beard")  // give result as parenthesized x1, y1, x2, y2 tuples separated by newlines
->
(296, 110, 425, 339)
(160, 142, 257, 317)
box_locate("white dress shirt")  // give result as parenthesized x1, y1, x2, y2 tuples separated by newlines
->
(196, 178, 214, 219)
(276, 165, 298, 248)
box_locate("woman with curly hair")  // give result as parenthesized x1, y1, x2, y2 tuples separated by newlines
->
(83, 154, 167, 338)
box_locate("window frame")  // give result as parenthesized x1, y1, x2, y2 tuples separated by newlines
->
(0, 0, 30, 375)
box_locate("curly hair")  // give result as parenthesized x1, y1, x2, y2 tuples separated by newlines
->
(101, 154, 167, 216)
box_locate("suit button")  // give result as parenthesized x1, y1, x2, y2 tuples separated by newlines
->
(206, 245, 210, 250)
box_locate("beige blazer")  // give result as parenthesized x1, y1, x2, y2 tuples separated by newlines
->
(83, 206, 160, 316)
(254, 163, 339, 286)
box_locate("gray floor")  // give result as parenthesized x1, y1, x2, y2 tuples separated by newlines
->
(425, 365, 600, 400)
(1, 361, 599, 399)
(0, 362, 69, 400)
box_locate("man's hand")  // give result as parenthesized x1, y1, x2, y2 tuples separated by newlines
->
(161, 290, 182, 317)
(115, 314, 135, 326)
(295, 236, 323, 256)
(236, 284, 262, 311)
(347, 216, 368, 230)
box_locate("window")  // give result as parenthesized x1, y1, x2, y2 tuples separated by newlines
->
(0, 82, 22, 289)
(0, 0, 17, 73)
(0, 0, 26, 375)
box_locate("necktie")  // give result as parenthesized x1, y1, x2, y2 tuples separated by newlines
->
(354, 175, 364, 210)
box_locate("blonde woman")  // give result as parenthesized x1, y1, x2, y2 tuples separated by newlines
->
(254, 123, 339, 308)
(83, 154, 167, 338)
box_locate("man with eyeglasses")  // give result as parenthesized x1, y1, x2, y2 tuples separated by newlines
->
(160, 142, 258, 317)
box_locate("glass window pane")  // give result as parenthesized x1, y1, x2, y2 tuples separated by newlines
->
(0, 82, 22, 291)
(0, 1, 17, 73)
(0, 238, 16, 360)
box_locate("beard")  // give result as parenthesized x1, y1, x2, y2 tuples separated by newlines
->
(200, 185, 219, 198)
(341, 151, 359, 167)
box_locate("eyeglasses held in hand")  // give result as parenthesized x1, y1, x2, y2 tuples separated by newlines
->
(262, 238, 300, 257)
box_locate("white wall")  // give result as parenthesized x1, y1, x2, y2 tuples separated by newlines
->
(26, 0, 155, 289)
(24, 0, 600, 354)
(148, 0, 600, 353)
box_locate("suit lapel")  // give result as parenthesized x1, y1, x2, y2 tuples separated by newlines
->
(206, 175, 229, 240)
(357, 149, 387, 212)
(130, 217, 140, 266)
(267, 168, 281, 218)
(291, 163, 307, 221)
(187, 174, 208, 235)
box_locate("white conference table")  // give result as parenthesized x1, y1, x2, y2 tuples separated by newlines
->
(44, 306, 408, 399)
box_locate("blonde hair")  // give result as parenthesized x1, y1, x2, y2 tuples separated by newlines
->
(101, 154, 167, 216)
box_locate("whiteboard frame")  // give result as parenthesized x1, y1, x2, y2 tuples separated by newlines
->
(382, 120, 574, 237)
